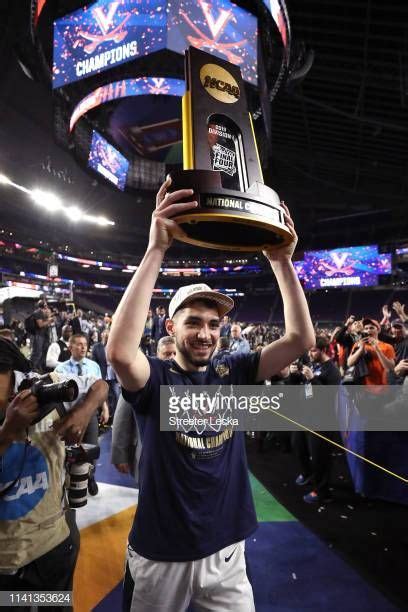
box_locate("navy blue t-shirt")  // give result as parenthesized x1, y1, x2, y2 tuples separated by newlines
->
(122, 351, 260, 561)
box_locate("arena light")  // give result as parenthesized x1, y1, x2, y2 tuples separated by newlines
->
(71, 211, 115, 226)
(96, 216, 115, 227)
(0, 174, 12, 185)
(65, 205, 83, 222)
(0, 173, 115, 227)
(31, 189, 63, 212)
(82, 214, 115, 227)
(0, 174, 29, 194)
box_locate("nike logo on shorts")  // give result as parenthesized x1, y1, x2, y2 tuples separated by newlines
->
(224, 546, 238, 562)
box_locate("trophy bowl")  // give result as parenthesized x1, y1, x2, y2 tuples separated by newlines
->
(170, 169, 293, 252)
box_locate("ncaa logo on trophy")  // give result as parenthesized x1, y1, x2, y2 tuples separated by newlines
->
(169, 46, 293, 252)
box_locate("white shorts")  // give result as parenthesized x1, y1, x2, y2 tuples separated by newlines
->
(124, 540, 255, 612)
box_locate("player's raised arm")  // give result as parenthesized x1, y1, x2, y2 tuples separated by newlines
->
(257, 203, 315, 381)
(107, 177, 197, 391)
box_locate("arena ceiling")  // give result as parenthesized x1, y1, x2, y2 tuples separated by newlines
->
(0, 0, 407, 260)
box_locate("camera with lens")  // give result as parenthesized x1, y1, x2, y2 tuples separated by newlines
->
(296, 353, 311, 372)
(18, 374, 79, 425)
(361, 331, 370, 339)
(295, 359, 304, 373)
(65, 443, 100, 508)
(289, 359, 306, 383)
(289, 353, 311, 384)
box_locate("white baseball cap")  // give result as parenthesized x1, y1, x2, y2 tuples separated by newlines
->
(168, 284, 234, 319)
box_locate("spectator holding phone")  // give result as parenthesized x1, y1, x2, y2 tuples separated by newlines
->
(347, 318, 395, 388)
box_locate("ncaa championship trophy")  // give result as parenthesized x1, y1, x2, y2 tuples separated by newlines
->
(170, 46, 293, 252)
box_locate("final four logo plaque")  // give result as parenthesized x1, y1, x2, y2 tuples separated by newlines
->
(170, 46, 293, 252)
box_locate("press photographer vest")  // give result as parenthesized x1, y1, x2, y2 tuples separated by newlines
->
(0, 371, 98, 570)
(0, 411, 69, 570)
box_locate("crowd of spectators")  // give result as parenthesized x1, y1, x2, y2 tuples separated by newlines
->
(2, 301, 112, 369)
(3, 297, 406, 377)
(234, 301, 408, 505)
(1, 296, 407, 507)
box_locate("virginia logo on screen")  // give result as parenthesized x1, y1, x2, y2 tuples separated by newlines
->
(148, 78, 171, 95)
(180, 0, 247, 64)
(322, 252, 355, 276)
(75, 1, 131, 55)
(73, 1, 139, 79)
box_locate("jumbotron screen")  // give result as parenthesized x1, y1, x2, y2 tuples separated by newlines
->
(53, 0, 165, 88)
(167, 0, 258, 84)
(53, 0, 258, 88)
(298, 245, 392, 290)
(88, 130, 129, 190)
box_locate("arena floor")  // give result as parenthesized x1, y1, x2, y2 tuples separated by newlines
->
(72, 431, 401, 611)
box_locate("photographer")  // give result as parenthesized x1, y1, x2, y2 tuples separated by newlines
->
(0, 337, 108, 610)
(287, 353, 311, 385)
(29, 300, 54, 372)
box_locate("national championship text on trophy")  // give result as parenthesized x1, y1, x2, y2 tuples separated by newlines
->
(170, 46, 293, 252)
